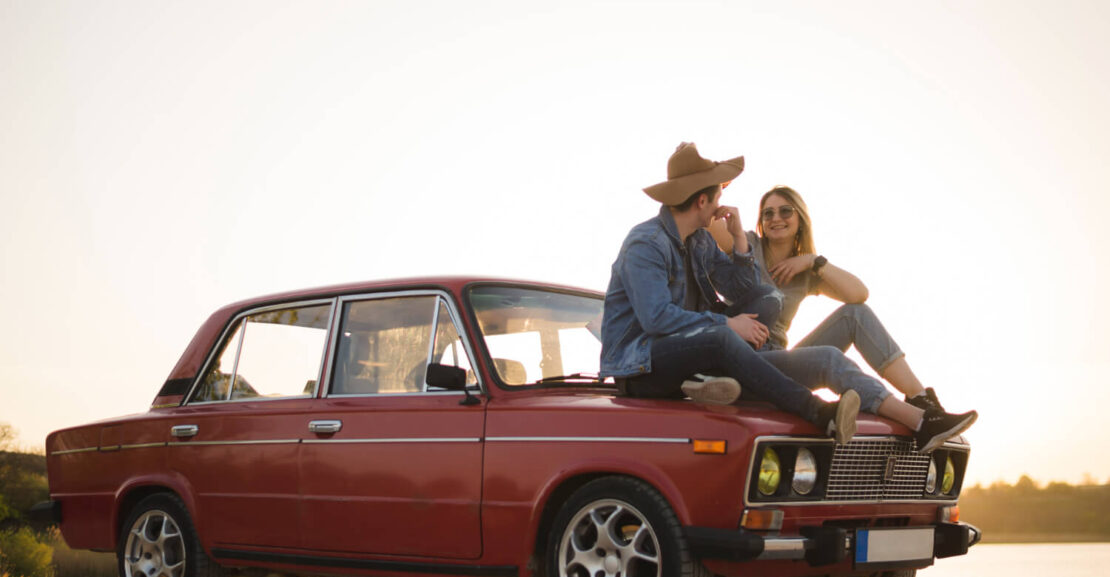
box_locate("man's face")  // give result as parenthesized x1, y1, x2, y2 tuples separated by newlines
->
(698, 187, 722, 228)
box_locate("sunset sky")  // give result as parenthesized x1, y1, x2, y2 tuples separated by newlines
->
(3, 1, 1109, 487)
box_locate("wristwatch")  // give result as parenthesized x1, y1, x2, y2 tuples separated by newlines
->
(812, 255, 828, 275)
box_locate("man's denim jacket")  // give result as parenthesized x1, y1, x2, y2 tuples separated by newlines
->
(600, 206, 760, 378)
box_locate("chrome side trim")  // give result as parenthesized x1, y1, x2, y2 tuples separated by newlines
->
(302, 437, 481, 444)
(169, 439, 301, 446)
(486, 436, 690, 444)
(120, 442, 167, 450)
(51, 447, 99, 456)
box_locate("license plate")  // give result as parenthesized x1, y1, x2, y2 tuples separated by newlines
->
(855, 527, 935, 568)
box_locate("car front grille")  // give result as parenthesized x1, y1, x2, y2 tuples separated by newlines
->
(826, 437, 930, 501)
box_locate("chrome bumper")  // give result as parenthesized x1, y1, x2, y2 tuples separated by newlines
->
(686, 522, 982, 567)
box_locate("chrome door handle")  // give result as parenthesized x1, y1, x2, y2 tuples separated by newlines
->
(171, 425, 198, 438)
(308, 420, 342, 434)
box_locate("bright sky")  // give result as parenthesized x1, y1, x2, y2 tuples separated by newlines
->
(2, 1, 1108, 487)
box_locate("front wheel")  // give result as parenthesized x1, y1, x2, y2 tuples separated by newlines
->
(117, 493, 221, 577)
(546, 477, 709, 577)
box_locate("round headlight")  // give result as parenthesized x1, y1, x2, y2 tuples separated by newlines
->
(758, 448, 781, 496)
(792, 448, 817, 495)
(926, 459, 938, 494)
(942, 455, 956, 494)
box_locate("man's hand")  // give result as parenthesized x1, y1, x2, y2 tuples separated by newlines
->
(713, 206, 748, 253)
(727, 313, 769, 349)
(769, 254, 816, 285)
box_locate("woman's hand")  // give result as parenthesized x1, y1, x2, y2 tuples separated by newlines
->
(727, 313, 769, 349)
(769, 255, 816, 285)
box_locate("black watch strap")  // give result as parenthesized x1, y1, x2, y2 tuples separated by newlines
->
(812, 255, 828, 273)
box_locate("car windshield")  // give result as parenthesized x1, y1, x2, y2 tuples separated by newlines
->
(468, 286, 609, 387)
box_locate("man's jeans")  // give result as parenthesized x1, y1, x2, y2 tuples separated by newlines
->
(792, 303, 906, 375)
(626, 324, 890, 418)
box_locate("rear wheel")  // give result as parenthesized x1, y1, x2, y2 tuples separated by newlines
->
(118, 493, 222, 577)
(547, 477, 709, 577)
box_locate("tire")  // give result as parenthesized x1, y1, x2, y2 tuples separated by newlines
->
(117, 492, 222, 577)
(546, 476, 710, 577)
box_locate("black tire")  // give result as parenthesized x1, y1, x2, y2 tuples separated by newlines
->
(117, 492, 222, 577)
(546, 476, 710, 577)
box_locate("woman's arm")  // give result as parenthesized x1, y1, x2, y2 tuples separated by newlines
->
(814, 261, 869, 304)
(768, 255, 869, 304)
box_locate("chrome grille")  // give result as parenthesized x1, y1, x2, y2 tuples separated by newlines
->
(826, 437, 931, 501)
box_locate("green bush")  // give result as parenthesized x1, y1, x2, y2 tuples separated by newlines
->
(0, 527, 54, 577)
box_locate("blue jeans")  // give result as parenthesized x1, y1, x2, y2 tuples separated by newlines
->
(721, 283, 781, 352)
(794, 304, 906, 375)
(626, 324, 890, 418)
(626, 324, 823, 422)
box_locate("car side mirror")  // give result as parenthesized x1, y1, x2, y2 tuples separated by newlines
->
(426, 363, 466, 390)
(426, 363, 481, 406)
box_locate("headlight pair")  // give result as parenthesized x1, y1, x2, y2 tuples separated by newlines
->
(926, 452, 959, 495)
(758, 446, 820, 497)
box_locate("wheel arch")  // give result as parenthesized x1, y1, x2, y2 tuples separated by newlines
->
(526, 460, 691, 576)
(112, 474, 198, 551)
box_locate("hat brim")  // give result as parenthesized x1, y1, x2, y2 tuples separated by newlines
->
(643, 156, 745, 205)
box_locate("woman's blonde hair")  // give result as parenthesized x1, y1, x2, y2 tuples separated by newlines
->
(758, 185, 816, 256)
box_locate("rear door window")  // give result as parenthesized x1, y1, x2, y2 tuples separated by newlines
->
(193, 303, 331, 402)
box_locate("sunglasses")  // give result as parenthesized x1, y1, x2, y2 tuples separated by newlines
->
(761, 205, 796, 221)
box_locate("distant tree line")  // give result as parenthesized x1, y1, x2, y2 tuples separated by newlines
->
(960, 475, 1110, 542)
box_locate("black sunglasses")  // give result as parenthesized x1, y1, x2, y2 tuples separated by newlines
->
(761, 205, 796, 221)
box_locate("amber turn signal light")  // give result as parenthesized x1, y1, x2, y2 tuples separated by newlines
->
(740, 508, 784, 531)
(692, 439, 727, 454)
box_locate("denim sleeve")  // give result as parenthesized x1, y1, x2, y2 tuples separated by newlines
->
(621, 240, 726, 336)
(706, 242, 760, 304)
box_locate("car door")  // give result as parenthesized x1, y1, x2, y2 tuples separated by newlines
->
(167, 300, 333, 550)
(298, 291, 486, 559)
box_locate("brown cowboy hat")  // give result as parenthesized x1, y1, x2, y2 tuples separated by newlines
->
(643, 142, 745, 205)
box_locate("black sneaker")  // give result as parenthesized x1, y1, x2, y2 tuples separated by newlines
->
(915, 408, 978, 453)
(680, 374, 742, 405)
(907, 387, 945, 412)
(815, 389, 860, 444)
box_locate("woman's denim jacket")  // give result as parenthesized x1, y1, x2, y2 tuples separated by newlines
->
(600, 206, 760, 378)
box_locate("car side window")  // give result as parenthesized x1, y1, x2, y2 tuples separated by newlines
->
(433, 299, 478, 386)
(194, 304, 331, 402)
(330, 295, 475, 395)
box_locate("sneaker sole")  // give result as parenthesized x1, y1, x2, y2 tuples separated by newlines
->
(833, 390, 860, 444)
(919, 412, 978, 453)
(680, 378, 741, 405)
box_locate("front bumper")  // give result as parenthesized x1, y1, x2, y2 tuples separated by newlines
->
(686, 522, 982, 567)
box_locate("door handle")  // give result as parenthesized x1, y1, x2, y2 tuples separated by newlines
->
(308, 420, 342, 434)
(171, 424, 198, 438)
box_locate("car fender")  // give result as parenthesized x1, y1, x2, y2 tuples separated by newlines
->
(112, 472, 199, 549)
(526, 455, 692, 546)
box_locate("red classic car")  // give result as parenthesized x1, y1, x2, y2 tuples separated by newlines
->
(37, 277, 979, 577)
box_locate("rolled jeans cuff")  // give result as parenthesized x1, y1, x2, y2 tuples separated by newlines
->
(875, 350, 906, 375)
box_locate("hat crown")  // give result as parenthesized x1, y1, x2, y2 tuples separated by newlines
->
(667, 142, 717, 179)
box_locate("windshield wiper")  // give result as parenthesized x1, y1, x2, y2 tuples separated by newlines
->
(535, 372, 607, 385)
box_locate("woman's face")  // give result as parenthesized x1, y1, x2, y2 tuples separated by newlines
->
(761, 193, 799, 242)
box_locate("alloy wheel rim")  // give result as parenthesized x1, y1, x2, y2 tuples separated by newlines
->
(123, 509, 186, 577)
(557, 498, 661, 577)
